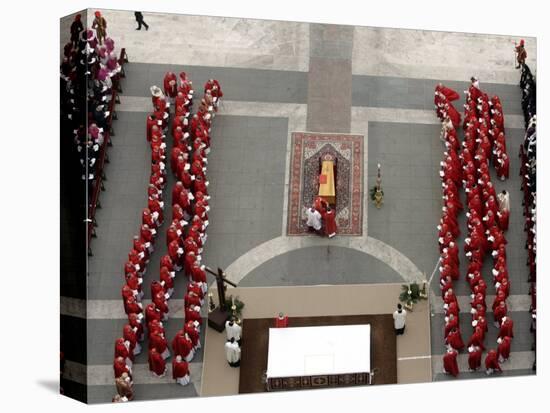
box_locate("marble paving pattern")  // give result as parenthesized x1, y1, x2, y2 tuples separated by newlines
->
(97, 9, 310, 71)
(60, 11, 538, 400)
(353, 26, 537, 84)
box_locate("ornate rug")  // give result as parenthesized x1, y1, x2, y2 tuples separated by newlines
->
(287, 132, 363, 236)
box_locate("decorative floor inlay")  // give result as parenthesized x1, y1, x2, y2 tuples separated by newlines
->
(287, 132, 363, 236)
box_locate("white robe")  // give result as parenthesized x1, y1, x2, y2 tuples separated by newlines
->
(393, 310, 407, 329)
(305, 209, 322, 230)
(225, 322, 242, 341)
(497, 192, 510, 212)
(224, 342, 241, 364)
(176, 374, 190, 386)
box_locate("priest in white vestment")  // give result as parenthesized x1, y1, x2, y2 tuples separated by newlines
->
(305, 207, 322, 233)
(225, 318, 242, 345)
(224, 338, 241, 367)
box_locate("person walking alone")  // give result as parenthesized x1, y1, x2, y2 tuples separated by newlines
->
(393, 303, 407, 335)
(92, 11, 107, 45)
(515, 39, 527, 69)
(135, 11, 149, 31)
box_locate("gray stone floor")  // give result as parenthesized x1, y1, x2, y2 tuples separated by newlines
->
(202, 115, 288, 270)
(88, 111, 151, 300)
(352, 76, 523, 115)
(239, 245, 403, 286)
(307, 24, 353, 132)
(123, 62, 308, 103)
(367, 121, 442, 278)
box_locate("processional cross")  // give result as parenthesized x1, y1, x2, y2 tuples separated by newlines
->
(205, 266, 237, 309)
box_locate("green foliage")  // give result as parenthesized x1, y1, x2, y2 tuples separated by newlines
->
(370, 186, 384, 201)
(399, 282, 426, 305)
(222, 295, 245, 316)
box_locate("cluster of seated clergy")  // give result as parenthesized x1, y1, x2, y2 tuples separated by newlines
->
(61, 13, 128, 255)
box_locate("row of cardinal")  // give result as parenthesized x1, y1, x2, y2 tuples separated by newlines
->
(163, 75, 223, 383)
(113, 70, 224, 401)
(435, 82, 466, 377)
(148, 73, 223, 382)
(113, 79, 172, 401)
(61, 22, 122, 188)
(519, 66, 536, 370)
(436, 78, 514, 378)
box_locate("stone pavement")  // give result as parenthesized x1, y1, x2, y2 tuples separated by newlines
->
(60, 10, 536, 402)
(307, 24, 353, 132)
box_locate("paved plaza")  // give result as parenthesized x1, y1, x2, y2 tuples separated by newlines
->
(60, 9, 536, 402)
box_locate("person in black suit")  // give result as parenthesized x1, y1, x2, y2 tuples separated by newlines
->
(134, 11, 149, 30)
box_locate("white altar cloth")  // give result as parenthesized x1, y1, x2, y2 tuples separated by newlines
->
(266, 324, 371, 378)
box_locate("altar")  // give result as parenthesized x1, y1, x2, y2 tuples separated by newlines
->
(266, 324, 372, 390)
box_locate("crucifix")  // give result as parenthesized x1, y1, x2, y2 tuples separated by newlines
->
(205, 266, 237, 308)
(205, 266, 237, 332)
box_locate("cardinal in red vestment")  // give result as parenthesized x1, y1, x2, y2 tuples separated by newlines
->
(185, 305, 203, 325)
(160, 266, 175, 298)
(443, 349, 459, 377)
(185, 291, 202, 308)
(163, 72, 177, 98)
(497, 336, 512, 362)
(485, 349, 502, 375)
(499, 317, 514, 338)
(114, 338, 133, 366)
(145, 303, 162, 325)
(322, 206, 337, 238)
(467, 345, 482, 371)
(148, 348, 166, 377)
(446, 328, 465, 350)
(127, 313, 144, 343)
(275, 312, 289, 328)
(149, 331, 170, 360)
(153, 291, 169, 320)
(124, 296, 143, 316)
(493, 300, 508, 326)
(184, 320, 201, 349)
(497, 209, 510, 231)
(114, 356, 132, 379)
(172, 329, 195, 362)
(190, 261, 207, 284)
(467, 326, 486, 351)
(172, 355, 191, 386)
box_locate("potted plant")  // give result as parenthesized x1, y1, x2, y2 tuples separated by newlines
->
(222, 295, 245, 323)
(399, 282, 427, 311)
